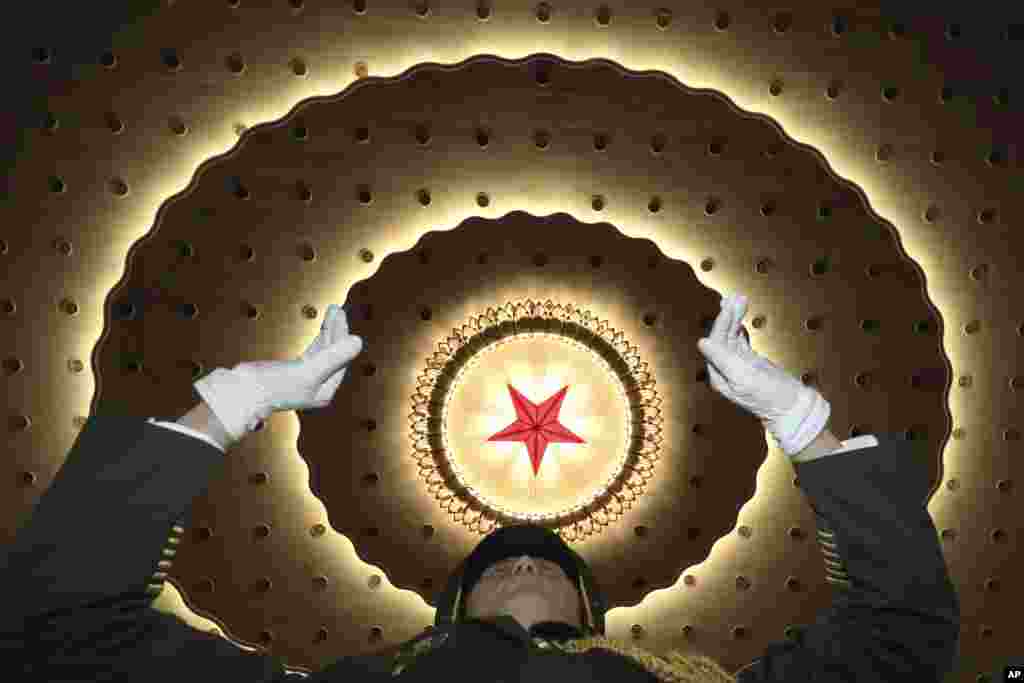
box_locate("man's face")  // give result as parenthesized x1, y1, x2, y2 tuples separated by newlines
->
(463, 555, 582, 631)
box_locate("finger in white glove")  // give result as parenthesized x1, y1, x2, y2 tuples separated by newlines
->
(697, 294, 830, 458)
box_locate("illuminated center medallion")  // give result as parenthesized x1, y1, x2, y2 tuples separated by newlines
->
(446, 333, 628, 520)
(411, 300, 664, 541)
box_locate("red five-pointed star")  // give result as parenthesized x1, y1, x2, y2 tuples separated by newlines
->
(486, 384, 586, 476)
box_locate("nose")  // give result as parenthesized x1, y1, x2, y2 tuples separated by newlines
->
(511, 555, 540, 575)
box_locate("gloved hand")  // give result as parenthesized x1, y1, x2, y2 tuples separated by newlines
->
(697, 294, 831, 458)
(193, 304, 364, 445)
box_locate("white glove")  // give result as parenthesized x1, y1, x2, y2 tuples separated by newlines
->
(193, 304, 364, 445)
(697, 294, 831, 458)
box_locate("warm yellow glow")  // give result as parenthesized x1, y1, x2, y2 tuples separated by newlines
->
(443, 333, 631, 521)
(74, 47, 959, 641)
(150, 579, 257, 648)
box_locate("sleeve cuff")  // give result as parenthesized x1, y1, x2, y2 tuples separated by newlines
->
(794, 433, 880, 462)
(146, 418, 227, 454)
(832, 434, 880, 455)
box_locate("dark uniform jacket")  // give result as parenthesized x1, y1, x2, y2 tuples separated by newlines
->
(0, 414, 960, 682)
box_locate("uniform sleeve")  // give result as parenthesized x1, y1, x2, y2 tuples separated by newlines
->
(0, 413, 295, 682)
(736, 433, 961, 682)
